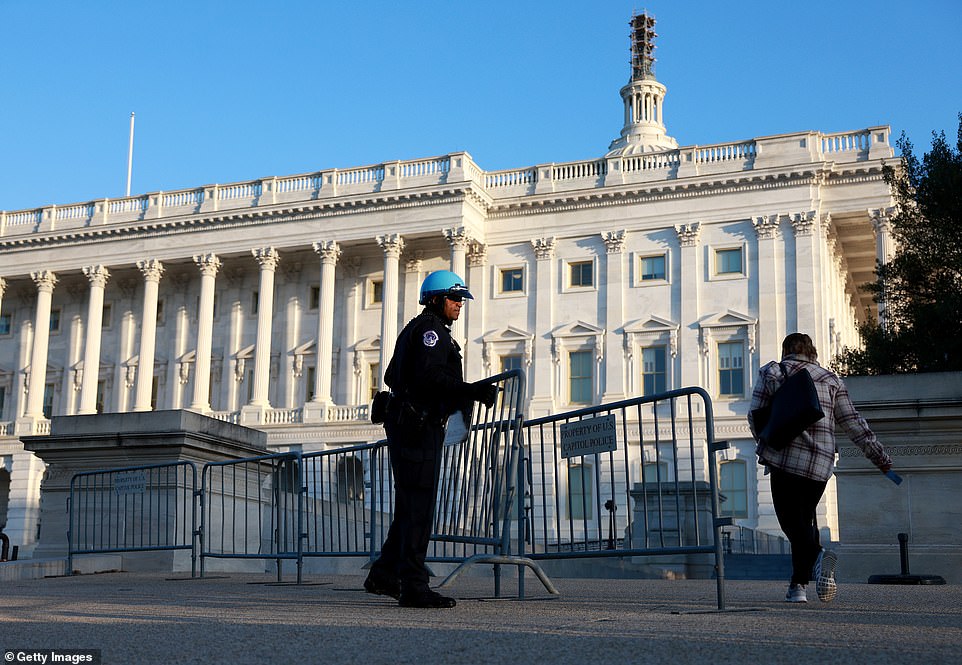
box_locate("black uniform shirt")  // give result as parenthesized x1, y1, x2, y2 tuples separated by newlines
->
(385, 309, 471, 419)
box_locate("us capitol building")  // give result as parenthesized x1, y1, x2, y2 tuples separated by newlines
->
(0, 14, 895, 557)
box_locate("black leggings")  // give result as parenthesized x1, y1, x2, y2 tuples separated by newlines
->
(770, 468, 828, 586)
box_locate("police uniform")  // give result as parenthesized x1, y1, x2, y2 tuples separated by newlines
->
(368, 308, 474, 604)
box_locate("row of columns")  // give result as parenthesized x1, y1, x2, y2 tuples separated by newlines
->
(6, 228, 478, 427)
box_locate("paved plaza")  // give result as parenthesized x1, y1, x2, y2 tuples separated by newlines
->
(1, 568, 960, 664)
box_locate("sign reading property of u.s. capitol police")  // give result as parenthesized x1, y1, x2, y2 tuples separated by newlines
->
(560, 414, 617, 459)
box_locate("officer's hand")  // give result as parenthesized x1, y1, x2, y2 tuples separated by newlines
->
(471, 382, 498, 408)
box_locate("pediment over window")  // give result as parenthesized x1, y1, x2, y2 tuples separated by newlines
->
(481, 325, 533, 344)
(551, 320, 605, 338)
(623, 315, 678, 335)
(235, 345, 255, 360)
(353, 336, 381, 353)
(698, 309, 756, 330)
(698, 309, 757, 353)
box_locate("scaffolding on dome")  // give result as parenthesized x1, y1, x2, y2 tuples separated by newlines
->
(630, 12, 657, 80)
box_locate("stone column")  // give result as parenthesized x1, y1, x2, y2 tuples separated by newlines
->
(376, 234, 404, 389)
(753, 216, 781, 363)
(403, 251, 424, 324)
(304, 241, 340, 422)
(249, 248, 279, 407)
(674, 223, 701, 388)
(529, 237, 556, 417)
(133, 259, 164, 411)
(78, 265, 111, 414)
(466, 243, 487, 382)
(0, 277, 6, 322)
(602, 230, 626, 402)
(189, 253, 221, 413)
(790, 211, 820, 347)
(872, 208, 896, 328)
(444, 227, 471, 344)
(21, 271, 58, 424)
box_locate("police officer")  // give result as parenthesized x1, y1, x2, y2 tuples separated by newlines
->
(364, 270, 497, 608)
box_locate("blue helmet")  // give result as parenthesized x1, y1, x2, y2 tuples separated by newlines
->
(419, 270, 474, 305)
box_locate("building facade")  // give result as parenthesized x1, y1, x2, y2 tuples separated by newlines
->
(0, 15, 895, 556)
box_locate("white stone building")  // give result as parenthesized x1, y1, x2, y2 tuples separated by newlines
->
(0, 14, 895, 557)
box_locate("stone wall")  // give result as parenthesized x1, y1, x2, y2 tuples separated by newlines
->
(835, 372, 962, 583)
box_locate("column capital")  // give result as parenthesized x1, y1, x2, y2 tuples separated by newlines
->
(789, 211, 818, 237)
(870, 207, 895, 233)
(312, 240, 342, 265)
(674, 222, 701, 247)
(82, 264, 111, 288)
(252, 246, 280, 270)
(376, 234, 405, 258)
(443, 227, 472, 251)
(752, 215, 780, 239)
(467, 242, 488, 267)
(405, 250, 424, 273)
(193, 253, 222, 276)
(30, 270, 58, 292)
(602, 230, 627, 254)
(136, 259, 165, 282)
(531, 236, 556, 260)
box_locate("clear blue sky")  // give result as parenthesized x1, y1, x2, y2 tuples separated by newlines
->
(2, 0, 960, 212)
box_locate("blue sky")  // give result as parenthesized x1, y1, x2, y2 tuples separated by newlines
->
(2, 0, 960, 212)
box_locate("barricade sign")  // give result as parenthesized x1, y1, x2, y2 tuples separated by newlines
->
(560, 414, 617, 459)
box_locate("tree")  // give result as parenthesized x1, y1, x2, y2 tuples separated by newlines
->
(834, 114, 962, 375)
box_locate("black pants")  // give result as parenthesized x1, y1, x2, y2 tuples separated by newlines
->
(770, 468, 828, 586)
(370, 419, 443, 593)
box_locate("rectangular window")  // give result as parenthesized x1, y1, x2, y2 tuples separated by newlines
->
(569, 261, 593, 288)
(500, 268, 524, 293)
(639, 254, 667, 281)
(251, 291, 259, 315)
(156, 298, 165, 326)
(246, 368, 255, 402)
(42, 383, 55, 419)
(368, 362, 380, 402)
(0, 385, 6, 418)
(500, 355, 523, 374)
(720, 460, 749, 518)
(569, 350, 593, 404)
(0, 312, 11, 336)
(715, 248, 744, 275)
(370, 280, 383, 305)
(150, 376, 159, 411)
(718, 341, 744, 396)
(309, 285, 320, 310)
(101, 303, 113, 329)
(49, 308, 62, 333)
(641, 346, 667, 396)
(305, 366, 316, 402)
(96, 380, 106, 414)
(567, 463, 593, 520)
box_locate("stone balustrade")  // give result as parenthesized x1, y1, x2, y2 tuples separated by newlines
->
(0, 128, 892, 241)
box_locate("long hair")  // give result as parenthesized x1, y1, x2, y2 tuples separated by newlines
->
(781, 332, 818, 360)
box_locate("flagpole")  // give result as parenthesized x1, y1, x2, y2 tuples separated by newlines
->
(126, 112, 135, 197)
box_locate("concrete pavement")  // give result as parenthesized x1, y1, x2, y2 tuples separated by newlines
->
(1, 569, 960, 664)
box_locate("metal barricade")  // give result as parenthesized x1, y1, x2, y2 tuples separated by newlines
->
(199, 452, 303, 580)
(67, 461, 198, 576)
(518, 387, 729, 609)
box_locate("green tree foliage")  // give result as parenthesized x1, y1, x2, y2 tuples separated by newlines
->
(834, 115, 962, 375)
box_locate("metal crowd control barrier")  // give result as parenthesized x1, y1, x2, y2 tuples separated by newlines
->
(67, 461, 199, 576)
(199, 452, 303, 580)
(517, 387, 729, 609)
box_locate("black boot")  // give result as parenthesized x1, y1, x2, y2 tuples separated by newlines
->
(398, 588, 457, 608)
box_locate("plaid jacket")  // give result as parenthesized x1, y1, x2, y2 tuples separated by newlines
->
(748, 354, 892, 481)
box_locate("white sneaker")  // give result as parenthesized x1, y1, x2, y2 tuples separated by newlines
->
(785, 583, 807, 603)
(815, 549, 838, 602)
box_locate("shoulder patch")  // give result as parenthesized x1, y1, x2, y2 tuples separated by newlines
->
(422, 330, 439, 347)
